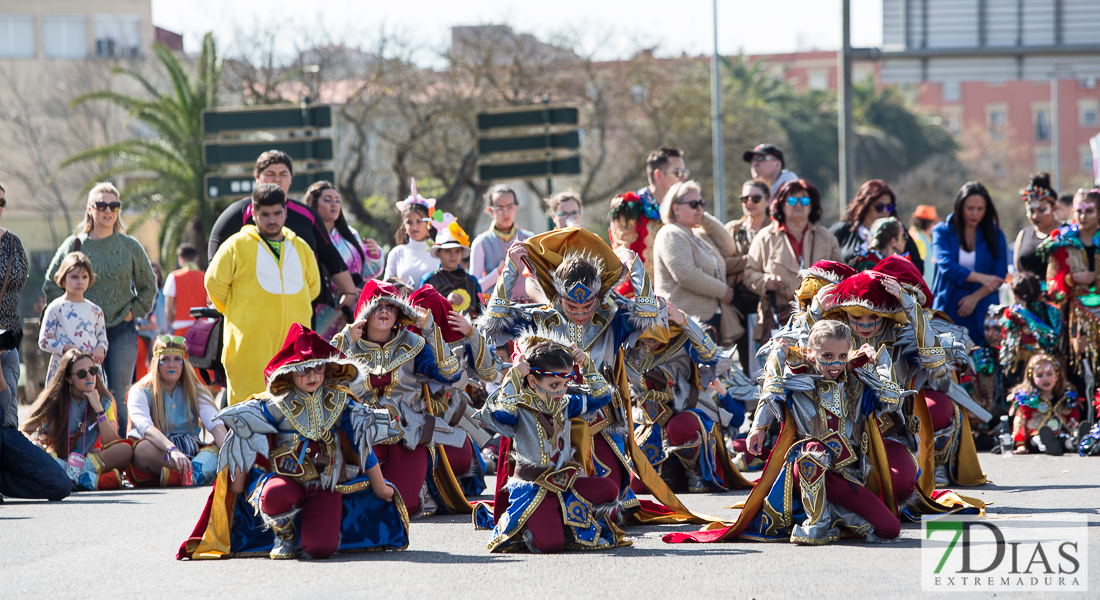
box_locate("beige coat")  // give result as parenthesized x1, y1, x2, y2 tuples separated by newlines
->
(653, 214, 735, 321)
(745, 221, 841, 314)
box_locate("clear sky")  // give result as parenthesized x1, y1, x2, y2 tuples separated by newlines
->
(151, 0, 884, 61)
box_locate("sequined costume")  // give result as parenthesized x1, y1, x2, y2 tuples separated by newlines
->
(1012, 390, 1081, 454)
(627, 314, 753, 492)
(474, 333, 628, 553)
(479, 228, 708, 524)
(331, 280, 465, 516)
(177, 324, 408, 560)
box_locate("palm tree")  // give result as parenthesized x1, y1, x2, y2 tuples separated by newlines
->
(61, 33, 221, 265)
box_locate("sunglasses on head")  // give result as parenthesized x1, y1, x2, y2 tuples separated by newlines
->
(677, 200, 705, 210)
(94, 201, 121, 213)
(73, 366, 100, 379)
(873, 202, 896, 213)
(786, 196, 811, 207)
(740, 194, 765, 204)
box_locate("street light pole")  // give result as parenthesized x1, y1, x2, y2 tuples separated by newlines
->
(837, 0, 855, 216)
(1051, 77, 1060, 192)
(711, 0, 726, 222)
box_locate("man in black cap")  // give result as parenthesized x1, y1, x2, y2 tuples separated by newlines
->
(742, 143, 799, 199)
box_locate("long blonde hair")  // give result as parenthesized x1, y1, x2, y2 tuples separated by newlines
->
(136, 336, 213, 433)
(79, 182, 127, 234)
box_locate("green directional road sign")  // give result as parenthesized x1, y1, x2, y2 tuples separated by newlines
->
(203, 138, 334, 168)
(479, 156, 581, 182)
(201, 105, 332, 135)
(478, 131, 580, 155)
(477, 106, 578, 131)
(205, 171, 335, 199)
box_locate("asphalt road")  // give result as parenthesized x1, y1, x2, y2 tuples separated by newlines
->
(2, 454, 1097, 599)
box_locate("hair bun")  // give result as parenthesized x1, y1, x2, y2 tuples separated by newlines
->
(1030, 172, 1052, 191)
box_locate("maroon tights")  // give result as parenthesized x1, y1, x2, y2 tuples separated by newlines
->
(524, 476, 619, 553)
(794, 441, 900, 540)
(924, 390, 955, 431)
(260, 475, 343, 559)
(374, 443, 430, 514)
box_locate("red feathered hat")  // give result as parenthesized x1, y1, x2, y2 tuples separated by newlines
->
(803, 260, 856, 284)
(822, 270, 907, 324)
(354, 279, 420, 325)
(872, 254, 932, 309)
(408, 284, 464, 343)
(795, 260, 856, 306)
(263, 323, 360, 392)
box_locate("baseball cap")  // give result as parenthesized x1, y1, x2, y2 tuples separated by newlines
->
(742, 143, 785, 167)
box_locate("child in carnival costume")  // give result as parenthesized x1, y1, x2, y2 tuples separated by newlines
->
(407, 284, 499, 512)
(478, 227, 708, 524)
(126, 335, 224, 487)
(1038, 188, 1100, 306)
(998, 273, 1061, 383)
(1009, 354, 1086, 456)
(178, 324, 407, 560)
(667, 320, 906, 545)
(735, 260, 855, 469)
(475, 330, 629, 553)
(331, 279, 467, 517)
(869, 256, 990, 492)
(608, 191, 662, 296)
(627, 303, 754, 493)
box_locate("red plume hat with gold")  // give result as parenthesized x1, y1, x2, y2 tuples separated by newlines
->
(872, 254, 932, 309)
(821, 270, 907, 324)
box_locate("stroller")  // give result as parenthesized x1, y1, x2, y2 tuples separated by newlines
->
(184, 306, 228, 407)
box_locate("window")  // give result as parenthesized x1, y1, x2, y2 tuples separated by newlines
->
(1081, 145, 1095, 176)
(42, 15, 87, 58)
(1034, 147, 1052, 172)
(1080, 100, 1099, 128)
(942, 81, 961, 102)
(0, 14, 34, 58)
(1034, 107, 1051, 141)
(94, 14, 140, 58)
(986, 105, 1008, 141)
(808, 70, 829, 90)
(944, 110, 962, 136)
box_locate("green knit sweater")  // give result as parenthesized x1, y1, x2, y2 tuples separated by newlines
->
(43, 232, 157, 328)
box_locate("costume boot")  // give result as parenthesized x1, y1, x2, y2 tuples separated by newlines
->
(415, 481, 437, 518)
(790, 449, 833, 545)
(671, 440, 708, 493)
(1038, 426, 1064, 456)
(265, 511, 299, 560)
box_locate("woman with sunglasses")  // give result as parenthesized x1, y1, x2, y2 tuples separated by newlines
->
(745, 179, 841, 348)
(125, 335, 225, 487)
(43, 183, 157, 439)
(653, 180, 736, 335)
(723, 179, 771, 369)
(21, 349, 133, 490)
(1013, 173, 1059, 281)
(829, 180, 924, 275)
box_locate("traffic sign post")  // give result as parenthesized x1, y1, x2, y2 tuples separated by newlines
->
(204, 170, 336, 199)
(202, 138, 334, 168)
(201, 105, 332, 135)
(476, 103, 582, 185)
(200, 104, 335, 200)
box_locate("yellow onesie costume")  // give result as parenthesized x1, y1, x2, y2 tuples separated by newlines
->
(205, 225, 320, 405)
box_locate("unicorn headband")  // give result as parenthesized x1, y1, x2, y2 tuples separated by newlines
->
(395, 178, 437, 215)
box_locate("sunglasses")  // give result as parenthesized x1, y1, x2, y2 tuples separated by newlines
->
(554, 210, 580, 218)
(676, 200, 705, 210)
(303, 365, 328, 375)
(873, 202, 896, 213)
(94, 201, 121, 213)
(739, 194, 765, 204)
(156, 334, 186, 345)
(72, 366, 100, 379)
(0, 198, 5, 208)
(786, 196, 812, 207)
(666, 167, 690, 179)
